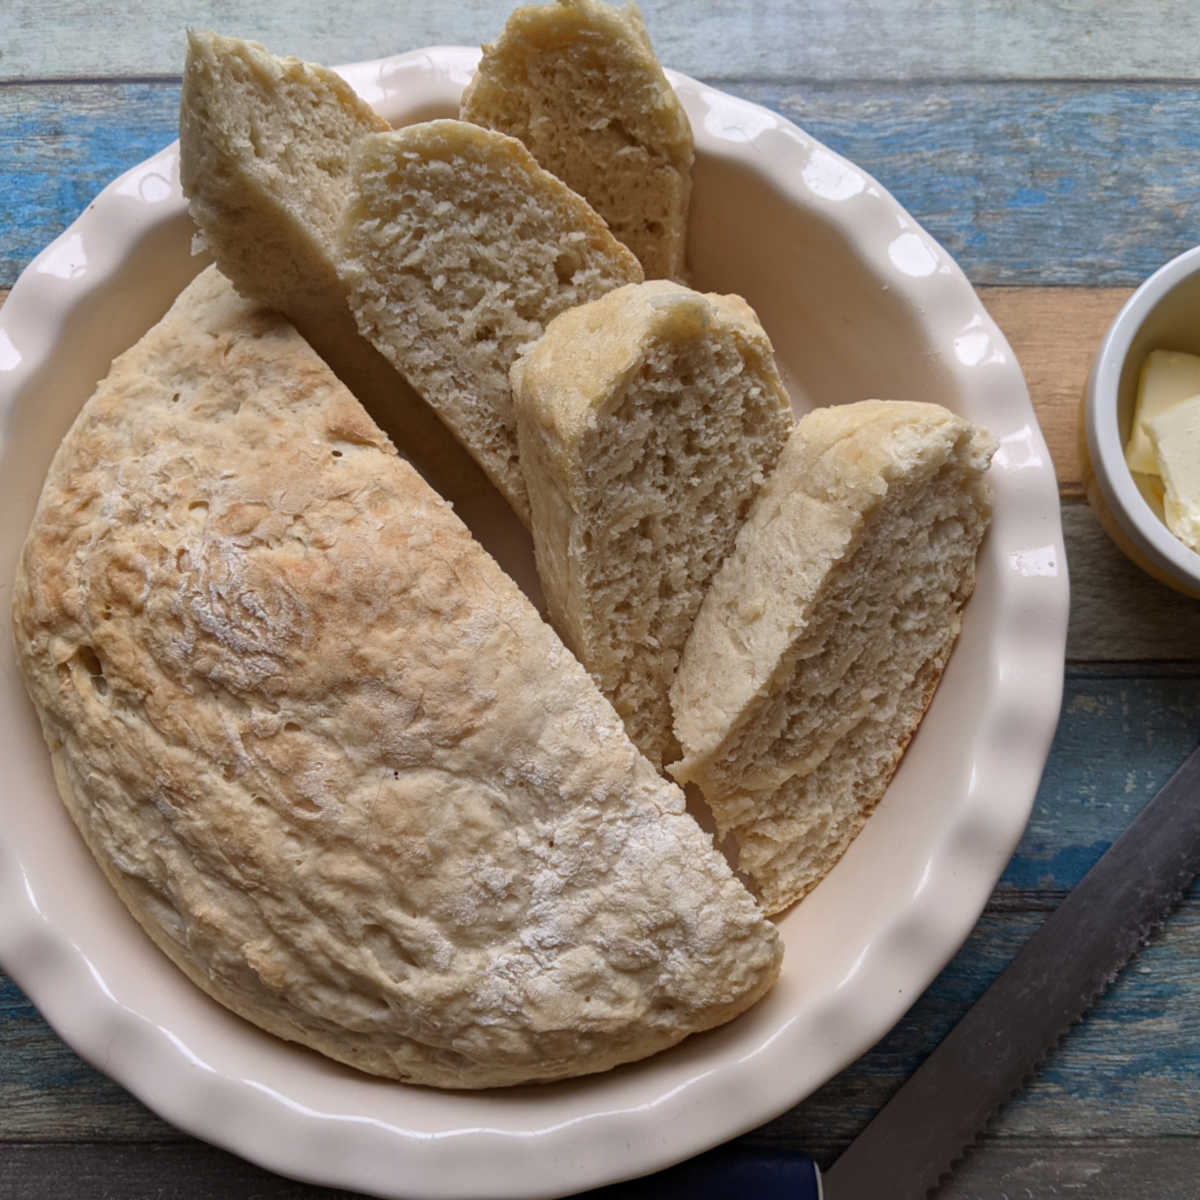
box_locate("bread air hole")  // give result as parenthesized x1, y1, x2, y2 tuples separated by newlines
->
(72, 644, 109, 697)
(554, 249, 580, 285)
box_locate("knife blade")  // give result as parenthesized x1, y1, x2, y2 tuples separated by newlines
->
(822, 740, 1200, 1200)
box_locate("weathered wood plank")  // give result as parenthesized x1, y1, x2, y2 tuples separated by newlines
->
(981, 286, 1132, 498)
(1064, 501, 1200, 661)
(0, 84, 180, 286)
(0, 1140, 360, 1199)
(6, 81, 1200, 289)
(1001, 671, 1200, 894)
(9, 0, 1200, 86)
(937, 1137, 1200, 1200)
(753, 82, 1200, 289)
(1, 1136, 1196, 1200)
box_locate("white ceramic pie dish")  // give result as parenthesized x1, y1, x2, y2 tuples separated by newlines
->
(0, 46, 1068, 1199)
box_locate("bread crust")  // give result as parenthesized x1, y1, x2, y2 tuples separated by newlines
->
(11, 266, 781, 1088)
(461, 0, 693, 279)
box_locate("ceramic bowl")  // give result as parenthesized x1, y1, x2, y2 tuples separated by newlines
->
(0, 46, 1069, 1199)
(1083, 244, 1200, 597)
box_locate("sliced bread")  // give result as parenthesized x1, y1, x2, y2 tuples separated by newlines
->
(669, 400, 995, 913)
(179, 32, 502, 515)
(460, 0, 694, 280)
(11, 265, 782, 1089)
(336, 119, 643, 525)
(180, 29, 387, 313)
(510, 279, 794, 768)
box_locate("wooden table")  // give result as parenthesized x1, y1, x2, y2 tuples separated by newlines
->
(3, 2, 1199, 1196)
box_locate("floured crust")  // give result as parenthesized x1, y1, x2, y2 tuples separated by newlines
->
(461, 0, 693, 279)
(11, 266, 781, 1089)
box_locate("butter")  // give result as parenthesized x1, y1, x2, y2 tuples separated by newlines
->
(1148, 394, 1200, 553)
(1125, 349, 1200, 475)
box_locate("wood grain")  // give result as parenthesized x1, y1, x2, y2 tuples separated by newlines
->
(7, 82, 1200, 288)
(8, 0, 1200, 85)
(753, 82, 1200, 288)
(938, 1138, 1200, 1199)
(980, 286, 1132, 498)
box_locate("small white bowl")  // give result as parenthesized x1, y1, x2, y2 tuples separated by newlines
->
(1083, 244, 1200, 597)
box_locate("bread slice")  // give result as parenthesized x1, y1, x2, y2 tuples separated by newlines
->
(669, 400, 995, 914)
(11, 266, 781, 1089)
(180, 29, 388, 313)
(510, 280, 794, 768)
(179, 32, 502, 517)
(336, 119, 643, 525)
(460, 0, 694, 280)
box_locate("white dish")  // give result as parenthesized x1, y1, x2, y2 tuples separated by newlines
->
(1082, 243, 1200, 597)
(0, 47, 1068, 1199)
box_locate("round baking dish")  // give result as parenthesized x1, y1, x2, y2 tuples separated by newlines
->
(0, 46, 1068, 1199)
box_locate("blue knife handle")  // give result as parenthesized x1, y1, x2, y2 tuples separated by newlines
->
(579, 1147, 823, 1197)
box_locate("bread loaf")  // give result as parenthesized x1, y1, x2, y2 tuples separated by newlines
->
(461, 0, 693, 280)
(336, 119, 643, 525)
(669, 400, 995, 913)
(11, 266, 781, 1089)
(511, 280, 794, 767)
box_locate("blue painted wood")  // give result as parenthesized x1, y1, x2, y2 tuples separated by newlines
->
(12, 0, 1200, 86)
(6, 81, 1200, 288)
(747, 81, 1200, 288)
(1000, 670, 1200, 896)
(1, 84, 181, 286)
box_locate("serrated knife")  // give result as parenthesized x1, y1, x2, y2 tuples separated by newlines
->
(819, 739, 1200, 1199)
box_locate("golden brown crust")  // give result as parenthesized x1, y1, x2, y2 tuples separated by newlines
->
(11, 266, 781, 1088)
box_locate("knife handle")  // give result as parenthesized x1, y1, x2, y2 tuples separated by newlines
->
(581, 1146, 823, 1198)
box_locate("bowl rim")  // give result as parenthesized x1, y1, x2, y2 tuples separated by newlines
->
(0, 45, 1069, 1200)
(1085, 243, 1200, 591)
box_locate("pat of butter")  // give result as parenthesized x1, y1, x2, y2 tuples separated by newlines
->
(1148, 394, 1200, 553)
(1125, 349, 1200, 475)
